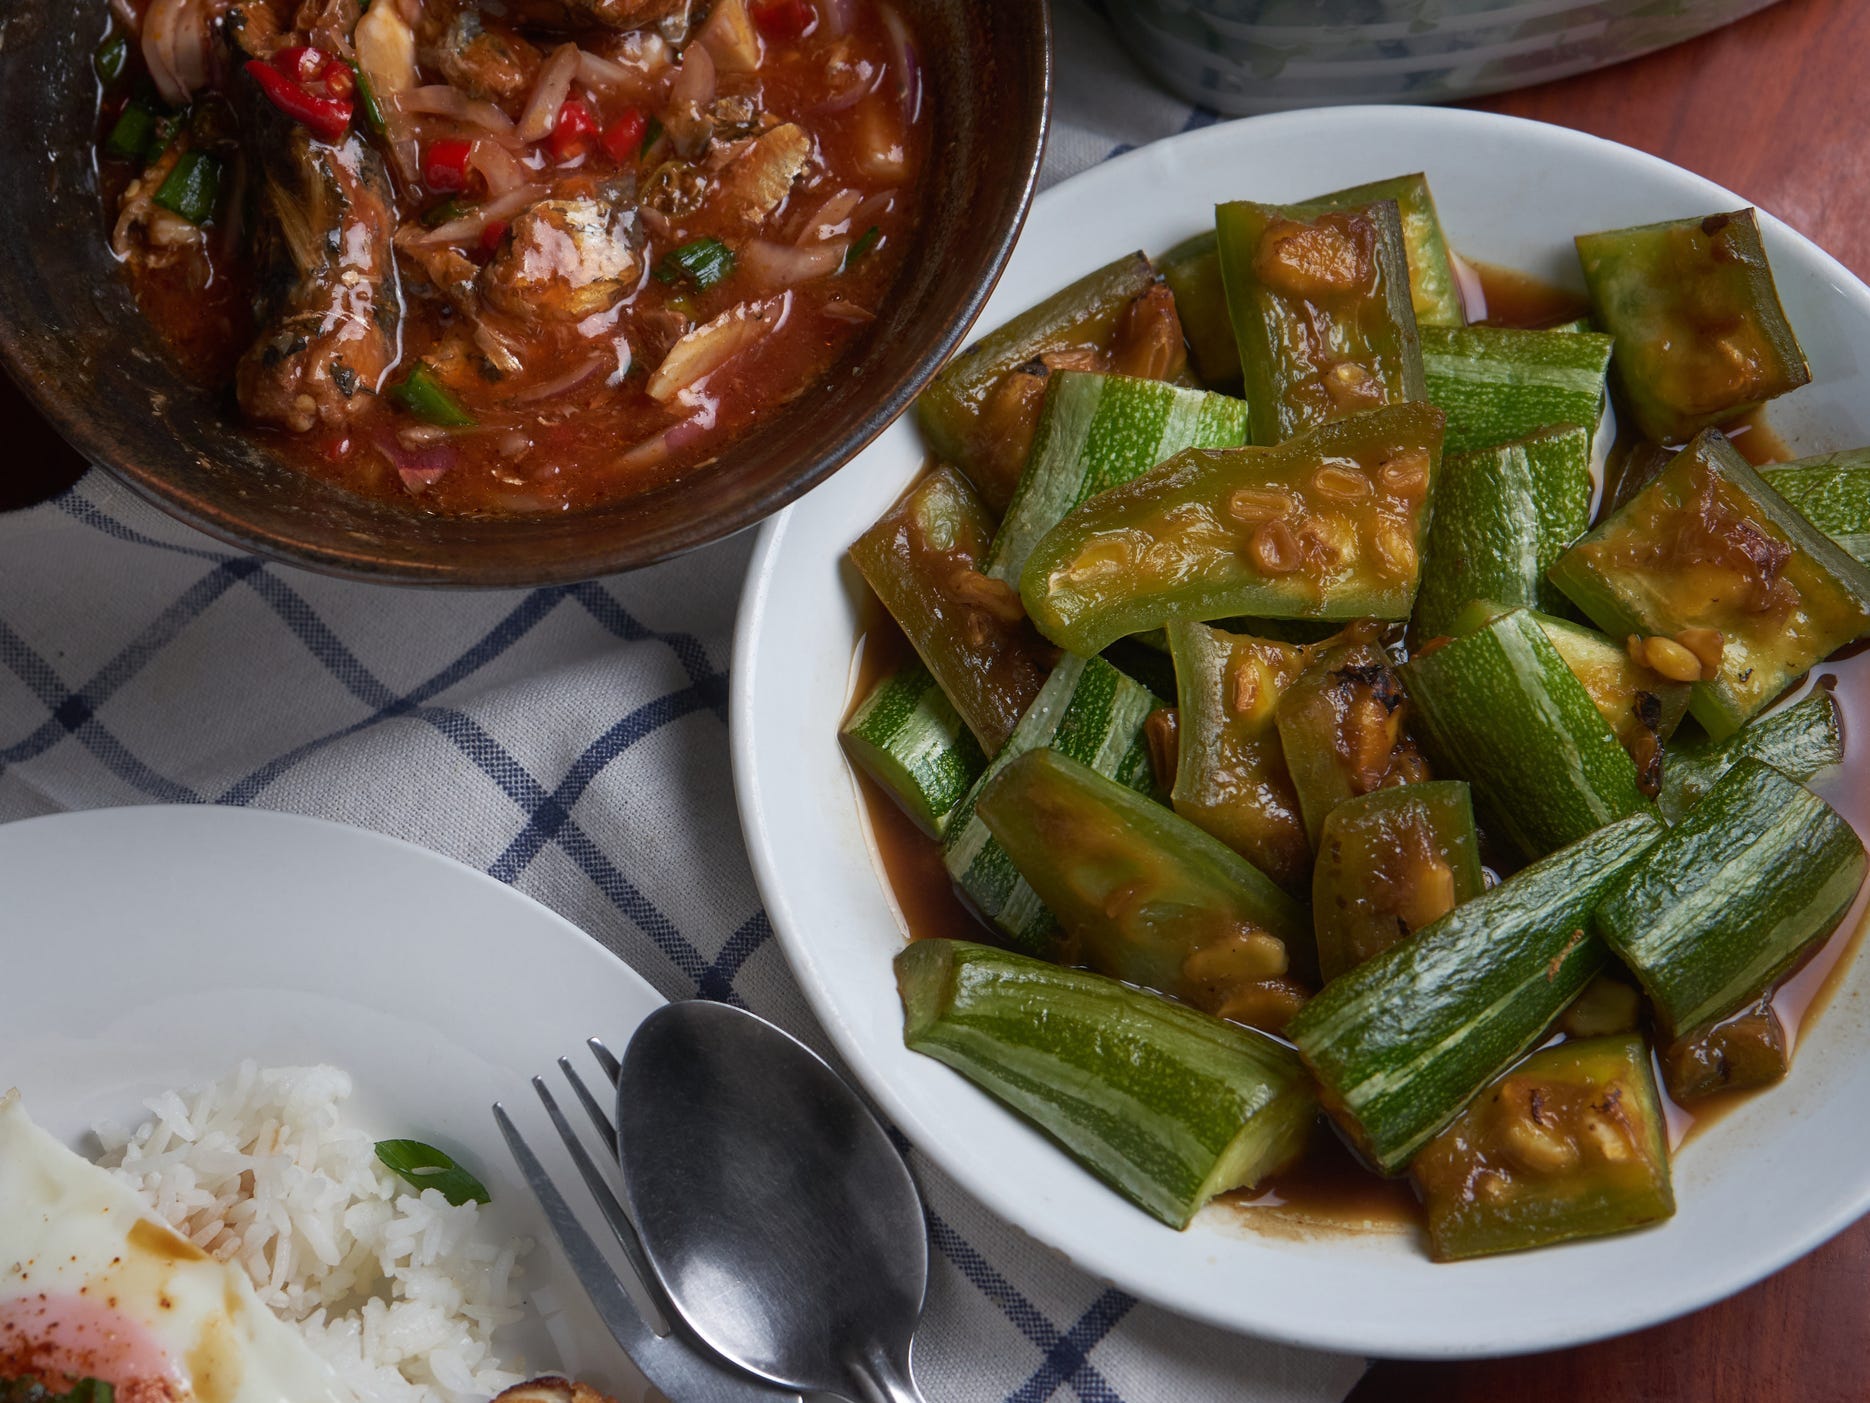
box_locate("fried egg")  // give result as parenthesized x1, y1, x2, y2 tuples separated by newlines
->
(0, 1090, 348, 1403)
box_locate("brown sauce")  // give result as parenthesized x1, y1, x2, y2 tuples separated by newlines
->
(1461, 258, 1592, 329)
(1225, 1124, 1422, 1236)
(843, 257, 1870, 1237)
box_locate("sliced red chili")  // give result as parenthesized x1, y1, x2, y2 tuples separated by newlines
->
(551, 99, 600, 162)
(751, 0, 815, 40)
(479, 220, 511, 256)
(245, 59, 354, 143)
(323, 64, 355, 100)
(423, 137, 474, 193)
(272, 45, 327, 84)
(599, 108, 647, 164)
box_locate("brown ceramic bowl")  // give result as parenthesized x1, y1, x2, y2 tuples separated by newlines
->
(0, 4, 1049, 585)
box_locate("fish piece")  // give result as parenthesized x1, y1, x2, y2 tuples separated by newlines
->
(480, 192, 643, 323)
(707, 122, 812, 235)
(429, 9, 542, 105)
(235, 68, 403, 434)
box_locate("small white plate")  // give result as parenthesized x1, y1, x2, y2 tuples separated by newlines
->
(0, 805, 663, 1398)
(732, 105, 1870, 1359)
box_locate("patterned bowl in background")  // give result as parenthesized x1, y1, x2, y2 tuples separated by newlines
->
(1107, 0, 1782, 113)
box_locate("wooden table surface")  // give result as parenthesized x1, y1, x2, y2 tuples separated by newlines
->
(5, 0, 1868, 1395)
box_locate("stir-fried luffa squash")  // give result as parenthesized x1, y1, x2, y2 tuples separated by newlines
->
(1576, 208, 1809, 442)
(1166, 622, 1312, 891)
(844, 170, 1870, 1265)
(976, 749, 1313, 1034)
(1216, 198, 1426, 447)
(1413, 1035, 1675, 1261)
(1311, 781, 1485, 983)
(1021, 403, 1446, 655)
(917, 255, 1187, 511)
(1549, 430, 1870, 740)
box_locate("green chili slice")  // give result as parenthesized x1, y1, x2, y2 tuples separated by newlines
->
(421, 195, 469, 229)
(389, 363, 478, 427)
(95, 34, 130, 85)
(152, 150, 222, 225)
(103, 102, 156, 161)
(374, 1139, 492, 1206)
(351, 62, 387, 135)
(655, 236, 735, 291)
(843, 225, 881, 271)
(0, 1378, 116, 1403)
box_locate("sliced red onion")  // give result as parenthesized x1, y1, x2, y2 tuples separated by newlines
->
(879, 3, 921, 125)
(797, 187, 861, 243)
(816, 0, 856, 37)
(394, 86, 518, 138)
(851, 189, 896, 227)
(142, 0, 208, 106)
(664, 44, 717, 157)
(741, 238, 846, 292)
(822, 298, 876, 324)
(469, 138, 532, 197)
(812, 59, 877, 114)
(578, 49, 662, 103)
(397, 184, 548, 250)
(616, 414, 713, 473)
(509, 355, 607, 404)
(640, 207, 676, 242)
(398, 461, 452, 493)
(377, 433, 458, 493)
(517, 43, 581, 145)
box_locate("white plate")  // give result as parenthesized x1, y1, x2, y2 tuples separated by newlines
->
(0, 805, 663, 1399)
(731, 106, 1870, 1359)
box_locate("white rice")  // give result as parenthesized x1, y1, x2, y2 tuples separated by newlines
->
(95, 1062, 531, 1403)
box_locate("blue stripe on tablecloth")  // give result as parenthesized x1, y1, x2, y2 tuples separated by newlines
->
(217, 590, 566, 803)
(930, 1208, 1136, 1401)
(486, 677, 728, 884)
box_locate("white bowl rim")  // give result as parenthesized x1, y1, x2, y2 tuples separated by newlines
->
(730, 103, 1870, 1360)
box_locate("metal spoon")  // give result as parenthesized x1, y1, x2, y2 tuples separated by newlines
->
(614, 1000, 929, 1403)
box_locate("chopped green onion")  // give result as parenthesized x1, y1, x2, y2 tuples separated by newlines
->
(422, 196, 469, 229)
(153, 150, 222, 225)
(94, 34, 130, 86)
(389, 363, 478, 428)
(102, 102, 156, 161)
(374, 1139, 492, 1206)
(655, 236, 735, 291)
(843, 224, 881, 272)
(0, 1378, 116, 1403)
(351, 62, 387, 135)
(640, 114, 664, 156)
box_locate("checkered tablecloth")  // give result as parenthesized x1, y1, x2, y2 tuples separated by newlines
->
(0, 5, 1364, 1399)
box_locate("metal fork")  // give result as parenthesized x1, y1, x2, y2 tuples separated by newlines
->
(493, 1037, 805, 1403)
